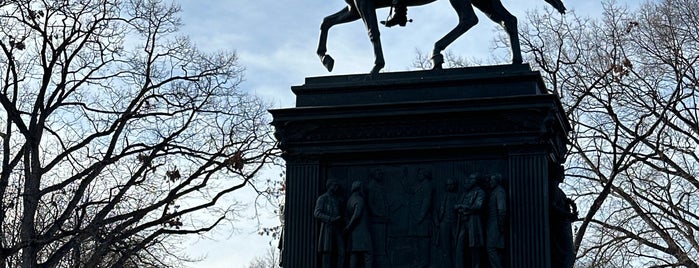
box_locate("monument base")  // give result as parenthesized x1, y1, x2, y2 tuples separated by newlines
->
(271, 64, 570, 268)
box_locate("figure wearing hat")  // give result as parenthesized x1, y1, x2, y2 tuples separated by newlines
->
(314, 179, 345, 268)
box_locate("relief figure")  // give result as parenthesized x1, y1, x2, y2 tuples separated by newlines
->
(550, 166, 577, 268)
(345, 181, 373, 268)
(314, 179, 345, 268)
(410, 168, 434, 237)
(366, 168, 390, 267)
(409, 168, 434, 267)
(455, 173, 485, 268)
(486, 174, 507, 268)
(433, 179, 459, 268)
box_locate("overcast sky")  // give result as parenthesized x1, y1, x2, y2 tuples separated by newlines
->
(175, 0, 642, 266)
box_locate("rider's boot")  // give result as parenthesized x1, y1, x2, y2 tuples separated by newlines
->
(381, 3, 407, 27)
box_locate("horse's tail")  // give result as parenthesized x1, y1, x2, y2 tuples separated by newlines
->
(544, 0, 567, 14)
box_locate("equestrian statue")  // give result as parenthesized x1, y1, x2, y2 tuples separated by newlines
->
(317, 0, 567, 74)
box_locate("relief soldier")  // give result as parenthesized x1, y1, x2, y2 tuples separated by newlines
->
(366, 168, 390, 266)
(410, 168, 434, 237)
(366, 168, 388, 220)
(550, 166, 578, 268)
(433, 179, 459, 268)
(345, 181, 373, 268)
(455, 173, 485, 268)
(314, 179, 345, 268)
(409, 168, 434, 267)
(486, 174, 507, 268)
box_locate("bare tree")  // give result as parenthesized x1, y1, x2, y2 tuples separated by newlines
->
(519, 0, 699, 266)
(415, 0, 699, 265)
(247, 245, 281, 268)
(0, 0, 277, 267)
(257, 171, 285, 240)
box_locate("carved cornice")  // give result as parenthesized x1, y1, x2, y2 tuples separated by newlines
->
(272, 95, 568, 156)
(270, 66, 571, 158)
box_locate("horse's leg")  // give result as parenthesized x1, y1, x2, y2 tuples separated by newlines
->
(432, 0, 478, 69)
(318, 7, 361, 72)
(474, 0, 522, 64)
(354, 0, 385, 74)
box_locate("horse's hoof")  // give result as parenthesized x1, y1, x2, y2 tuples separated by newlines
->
(321, 55, 335, 72)
(370, 66, 382, 75)
(370, 62, 384, 75)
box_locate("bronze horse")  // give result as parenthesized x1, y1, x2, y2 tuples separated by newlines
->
(317, 0, 566, 74)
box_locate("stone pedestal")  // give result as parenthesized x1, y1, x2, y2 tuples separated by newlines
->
(271, 64, 570, 268)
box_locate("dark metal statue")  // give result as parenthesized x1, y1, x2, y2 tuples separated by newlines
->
(366, 168, 388, 220)
(345, 181, 373, 268)
(409, 168, 434, 267)
(410, 168, 433, 237)
(549, 165, 578, 268)
(381, 0, 409, 27)
(433, 179, 459, 268)
(365, 168, 391, 267)
(485, 174, 507, 268)
(455, 173, 485, 268)
(317, 0, 567, 74)
(314, 179, 346, 268)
